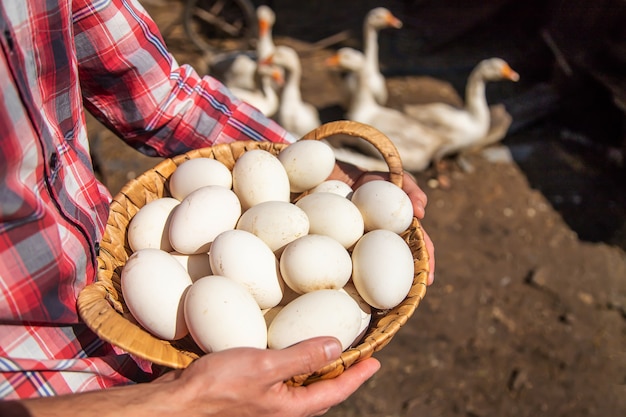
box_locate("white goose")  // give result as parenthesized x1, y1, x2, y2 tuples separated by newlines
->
(209, 5, 276, 91)
(326, 47, 443, 172)
(403, 58, 520, 162)
(340, 7, 403, 108)
(263, 45, 321, 138)
(228, 64, 283, 117)
(255, 5, 276, 62)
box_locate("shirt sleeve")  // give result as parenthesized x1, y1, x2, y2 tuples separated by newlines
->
(72, 0, 295, 158)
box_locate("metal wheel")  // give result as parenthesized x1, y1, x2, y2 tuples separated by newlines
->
(183, 0, 257, 55)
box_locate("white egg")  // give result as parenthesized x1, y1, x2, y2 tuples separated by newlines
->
(351, 229, 414, 310)
(209, 229, 284, 309)
(169, 158, 233, 201)
(169, 185, 241, 254)
(350, 180, 414, 234)
(309, 179, 353, 198)
(184, 275, 267, 353)
(127, 197, 180, 252)
(280, 234, 352, 294)
(295, 192, 364, 249)
(121, 248, 193, 340)
(277, 140, 336, 193)
(169, 251, 212, 281)
(340, 282, 372, 346)
(267, 289, 362, 351)
(232, 149, 291, 211)
(236, 201, 309, 252)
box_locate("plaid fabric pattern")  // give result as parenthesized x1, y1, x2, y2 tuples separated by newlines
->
(0, 324, 159, 398)
(0, 0, 294, 399)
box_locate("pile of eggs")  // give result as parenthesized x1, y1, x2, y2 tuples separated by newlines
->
(121, 139, 416, 354)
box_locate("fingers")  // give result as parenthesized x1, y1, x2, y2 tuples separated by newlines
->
(329, 160, 365, 187)
(401, 172, 427, 218)
(262, 337, 344, 385)
(160, 338, 379, 417)
(399, 172, 435, 284)
(295, 358, 381, 414)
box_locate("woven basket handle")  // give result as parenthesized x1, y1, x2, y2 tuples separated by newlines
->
(300, 121, 404, 188)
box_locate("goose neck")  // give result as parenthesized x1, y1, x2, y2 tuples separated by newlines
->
(257, 37, 274, 60)
(350, 71, 378, 111)
(363, 25, 379, 69)
(465, 70, 488, 117)
(260, 76, 275, 98)
(281, 66, 303, 103)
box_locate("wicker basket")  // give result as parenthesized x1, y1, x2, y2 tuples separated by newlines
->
(77, 120, 429, 386)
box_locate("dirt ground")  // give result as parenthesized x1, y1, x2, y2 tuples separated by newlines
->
(88, 1, 626, 416)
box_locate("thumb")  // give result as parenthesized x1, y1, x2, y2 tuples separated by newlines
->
(266, 336, 342, 384)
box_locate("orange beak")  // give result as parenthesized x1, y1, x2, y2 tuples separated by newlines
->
(260, 55, 273, 66)
(502, 64, 520, 81)
(325, 54, 340, 67)
(259, 19, 270, 37)
(387, 13, 403, 29)
(271, 68, 284, 86)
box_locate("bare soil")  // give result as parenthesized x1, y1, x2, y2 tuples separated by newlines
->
(88, 2, 626, 416)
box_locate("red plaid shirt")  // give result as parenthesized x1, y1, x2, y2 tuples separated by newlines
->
(0, 0, 294, 399)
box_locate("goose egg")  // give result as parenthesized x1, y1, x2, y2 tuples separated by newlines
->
(350, 180, 413, 233)
(267, 289, 362, 351)
(209, 229, 284, 309)
(169, 158, 233, 201)
(127, 197, 179, 252)
(280, 234, 352, 294)
(351, 229, 414, 310)
(121, 248, 193, 340)
(295, 192, 364, 249)
(236, 200, 309, 252)
(185, 275, 267, 352)
(309, 179, 353, 198)
(277, 139, 336, 193)
(232, 149, 290, 210)
(169, 185, 241, 254)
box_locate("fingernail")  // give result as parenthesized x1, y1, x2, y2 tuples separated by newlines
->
(428, 271, 435, 285)
(323, 338, 342, 361)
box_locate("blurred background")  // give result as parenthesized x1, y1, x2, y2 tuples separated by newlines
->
(89, 1, 626, 415)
